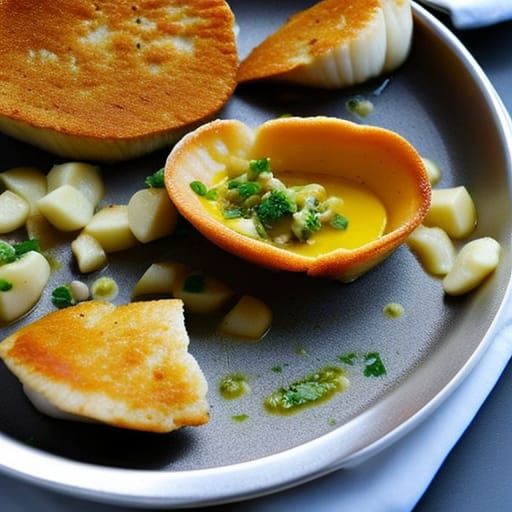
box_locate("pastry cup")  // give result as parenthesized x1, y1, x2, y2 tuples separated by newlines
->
(165, 117, 431, 281)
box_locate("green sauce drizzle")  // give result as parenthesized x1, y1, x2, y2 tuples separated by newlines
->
(231, 414, 249, 423)
(264, 366, 349, 415)
(219, 373, 250, 400)
(383, 302, 405, 318)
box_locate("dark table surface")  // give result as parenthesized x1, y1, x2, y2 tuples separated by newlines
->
(415, 16, 512, 512)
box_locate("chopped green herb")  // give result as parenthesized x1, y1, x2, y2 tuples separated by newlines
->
(183, 274, 205, 293)
(271, 365, 283, 373)
(363, 352, 387, 377)
(0, 241, 16, 266)
(293, 207, 321, 241)
(330, 214, 349, 230)
(51, 285, 75, 309)
(338, 352, 358, 365)
(205, 188, 218, 200)
(248, 157, 271, 179)
(238, 181, 262, 199)
(253, 214, 268, 239)
(219, 374, 250, 400)
(264, 367, 348, 414)
(257, 190, 296, 227)
(228, 179, 241, 190)
(190, 180, 207, 196)
(383, 302, 404, 318)
(232, 414, 249, 423)
(144, 168, 165, 188)
(13, 239, 41, 258)
(223, 208, 243, 219)
(0, 278, 13, 292)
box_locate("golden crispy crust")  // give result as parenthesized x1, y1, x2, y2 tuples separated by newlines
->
(165, 117, 431, 281)
(0, 300, 208, 432)
(237, 0, 381, 83)
(0, 0, 237, 140)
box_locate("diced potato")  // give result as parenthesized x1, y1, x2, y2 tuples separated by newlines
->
(26, 214, 71, 250)
(0, 191, 29, 233)
(423, 186, 477, 239)
(71, 233, 108, 273)
(173, 272, 233, 314)
(127, 188, 178, 243)
(132, 261, 190, 298)
(407, 225, 456, 276)
(0, 166, 47, 215)
(47, 162, 104, 207)
(37, 185, 94, 231)
(0, 251, 50, 323)
(83, 205, 138, 253)
(443, 237, 501, 296)
(219, 295, 272, 341)
(421, 157, 441, 185)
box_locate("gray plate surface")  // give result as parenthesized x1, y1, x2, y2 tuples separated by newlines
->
(0, 1, 511, 508)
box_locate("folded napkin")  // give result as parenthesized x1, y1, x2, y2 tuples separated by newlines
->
(419, 0, 512, 28)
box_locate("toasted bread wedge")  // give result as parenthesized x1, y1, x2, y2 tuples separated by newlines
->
(237, 0, 412, 89)
(0, 0, 237, 161)
(0, 300, 208, 432)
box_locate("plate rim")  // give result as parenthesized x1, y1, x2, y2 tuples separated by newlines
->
(0, 2, 511, 508)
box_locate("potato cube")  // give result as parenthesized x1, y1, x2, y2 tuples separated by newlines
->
(0, 190, 29, 233)
(443, 237, 501, 296)
(173, 272, 233, 314)
(132, 261, 190, 298)
(423, 186, 476, 239)
(0, 251, 50, 323)
(0, 166, 47, 215)
(219, 296, 272, 341)
(407, 225, 456, 276)
(421, 157, 441, 185)
(83, 205, 138, 253)
(47, 162, 104, 207)
(71, 233, 108, 273)
(37, 185, 94, 231)
(127, 189, 178, 243)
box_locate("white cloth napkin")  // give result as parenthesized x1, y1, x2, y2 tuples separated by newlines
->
(419, 0, 512, 28)
(1, 307, 511, 512)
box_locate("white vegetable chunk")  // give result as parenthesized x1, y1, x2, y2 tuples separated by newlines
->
(219, 295, 272, 341)
(0, 166, 47, 215)
(37, 185, 94, 231)
(47, 162, 104, 207)
(0, 190, 29, 233)
(0, 251, 50, 323)
(173, 272, 233, 314)
(407, 225, 456, 276)
(132, 262, 190, 298)
(127, 188, 178, 243)
(69, 280, 90, 302)
(423, 186, 477, 239)
(83, 205, 138, 253)
(443, 237, 501, 296)
(71, 233, 108, 273)
(421, 157, 441, 185)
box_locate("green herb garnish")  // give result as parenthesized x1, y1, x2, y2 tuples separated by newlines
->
(51, 285, 75, 309)
(257, 190, 296, 227)
(0, 278, 13, 292)
(13, 239, 41, 258)
(238, 181, 262, 199)
(144, 168, 165, 188)
(264, 367, 348, 414)
(330, 214, 349, 230)
(205, 188, 218, 200)
(0, 242, 16, 266)
(223, 208, 243, 219)
(183, 274, 205, 293)
(338, 352, 358, 365)
(232, 414, 249, 423)
(248, 157, 271, 179)
(271, 365, 283, 373)
(363, 352, 387, 377)
(190, 180, 208, 196)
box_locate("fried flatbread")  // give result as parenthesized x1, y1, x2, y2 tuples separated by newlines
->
(0, 300, 208, 433)
(0, 0, 237, 160)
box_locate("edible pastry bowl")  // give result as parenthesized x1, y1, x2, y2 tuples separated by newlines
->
(165, 117, 431, 282)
